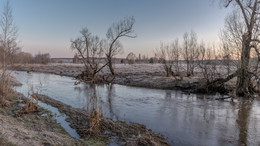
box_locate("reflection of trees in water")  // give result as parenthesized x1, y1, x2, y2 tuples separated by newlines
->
(85, 85, 102, 117)
(107, 84, 118, 120)
(158, 90, 255, 145)
(73, 84, 118, 120)
(236, 99, 252, 145)
(74, 85, 90, 109)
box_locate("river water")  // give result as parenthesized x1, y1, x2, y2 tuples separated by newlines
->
(13, 71, 260, 146)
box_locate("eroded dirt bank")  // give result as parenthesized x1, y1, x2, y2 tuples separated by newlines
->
(35, 94, 170, 146)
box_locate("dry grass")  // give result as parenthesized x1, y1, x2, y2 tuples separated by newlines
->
(86, 95, 103, 137)
(15, 86, 40, 116)
(19, 98, 38, 115)
(0, 71, 13, 107)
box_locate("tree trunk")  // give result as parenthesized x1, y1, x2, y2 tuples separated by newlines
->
(107, 57, 115, 75)
(236, 33, 252, 97)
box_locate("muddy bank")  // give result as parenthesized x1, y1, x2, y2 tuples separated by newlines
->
(35, 94, 170, 146)
(0, 91, 84, 146)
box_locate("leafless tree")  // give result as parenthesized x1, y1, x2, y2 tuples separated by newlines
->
(169, 38, 181, 73)
(106, 17, 136, 75)
(126, 52, 136, 64)
(155, 39, 181, 77)
(156, 43, 173, 77)
(16, 52, 33, 64)
(0, 0, 19, 105)
(220, 10, 244, 68)
(198, 42, 221, 83)
(219, 0, 260, 97)
(71, 28, 107, 79)
(0, 0, 19, 67)
(34, 53, 50, 64)
(181, 31, 199, 76)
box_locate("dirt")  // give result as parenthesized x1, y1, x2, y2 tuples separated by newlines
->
(35, 94, 170, 146)
(0, 91, 85, 146)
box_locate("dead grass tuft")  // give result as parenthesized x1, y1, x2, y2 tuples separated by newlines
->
(20, 98, 38, 114)
(0, 71, 14, 107)
(85, 95, 103, 137)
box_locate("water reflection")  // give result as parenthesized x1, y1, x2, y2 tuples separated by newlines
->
(106, 84, 119, 120)
(13, 71, 260, 146)
(236, 99, 252, 145)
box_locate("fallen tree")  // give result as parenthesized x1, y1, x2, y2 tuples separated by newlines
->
(203, 0, 260, 97)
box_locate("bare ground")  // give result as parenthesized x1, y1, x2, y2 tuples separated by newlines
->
(0, 91, 85, 146)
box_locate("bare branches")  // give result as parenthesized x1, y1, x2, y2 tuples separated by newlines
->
(106, 16, 136, 75)
(126, 52, 137, 64)
(182, 30, 199, 76)
(225, 0, 234, 7)
(0, 0, 19, 66)
(106, 16, 136, 42)
(71, 28, 105, 78)
(222, 0, 260, 97)
(0, 0, 19, 106)
(236, 0, 251, 28)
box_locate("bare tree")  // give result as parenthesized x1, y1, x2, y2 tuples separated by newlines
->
(220, 11, 244, 68)
(16, 52, 33, 64)
(71, 28, 107, 79)
(155, 39, 181, 77)
(156, 43, 173, 77)
(106, 17, 136, 75)
(34, 53, 50, 64)
(0, 0, 19, 67)
(220, 0, 260, 97)
(182, 31, 199, 76)
(0, 0, 19, 105)
(169, 38, 181, 73)
(198, 42, 221, 83)
(126, 52, 136, 64)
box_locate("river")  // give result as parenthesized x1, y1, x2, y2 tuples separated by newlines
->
(13, 71, 260, 146)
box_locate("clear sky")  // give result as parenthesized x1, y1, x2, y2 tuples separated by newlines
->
(1, 0, 232, 58)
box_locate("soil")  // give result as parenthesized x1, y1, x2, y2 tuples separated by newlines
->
(0, 91, 85, 146)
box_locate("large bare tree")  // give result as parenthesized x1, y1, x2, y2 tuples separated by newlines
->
(71, 28, 107, 79)
(0, 0, 19, 67)
(106, 17, 136, 75)
(221, 0, 260, 97)
(0, 0, 19, 105)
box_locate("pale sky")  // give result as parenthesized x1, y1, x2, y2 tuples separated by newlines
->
(2, 0, 232, 58)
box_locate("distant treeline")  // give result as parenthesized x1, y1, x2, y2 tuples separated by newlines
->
(12, 51, 51, 64)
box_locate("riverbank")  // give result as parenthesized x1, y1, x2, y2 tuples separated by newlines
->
(1, 72, 170, 145)
(0, 91, 84, 146)
(11, 63, 237, 91)
(35, 94, 170, 146)
(10, 71, 260, 145)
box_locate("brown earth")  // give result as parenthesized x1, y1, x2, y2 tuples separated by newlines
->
(0, 91, 85, 146)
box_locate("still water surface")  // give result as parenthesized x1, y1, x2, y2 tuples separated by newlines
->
(13, 71, 260, 146)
